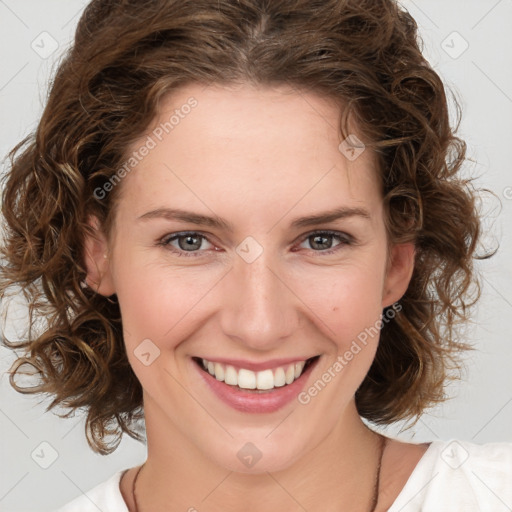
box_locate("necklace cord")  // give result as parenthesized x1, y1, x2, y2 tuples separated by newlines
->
(131, 463, 144, 512)
(369, 433, 387, 512)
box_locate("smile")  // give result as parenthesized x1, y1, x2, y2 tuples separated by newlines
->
(196, 356, 318, 391)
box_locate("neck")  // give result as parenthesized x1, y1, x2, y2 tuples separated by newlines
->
(134, 397, 384, 512)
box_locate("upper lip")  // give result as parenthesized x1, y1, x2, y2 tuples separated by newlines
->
(194, 355, 318, 372)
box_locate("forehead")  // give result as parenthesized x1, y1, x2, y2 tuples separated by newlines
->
(146, 82, 357, 160)
(115, 82, 382, 227)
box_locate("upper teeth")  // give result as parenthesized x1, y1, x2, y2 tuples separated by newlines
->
(202, 359, 308, 390)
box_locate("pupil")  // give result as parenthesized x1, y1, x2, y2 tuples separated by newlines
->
(312, 235, 331, 250)
(180, 235, 200, 251)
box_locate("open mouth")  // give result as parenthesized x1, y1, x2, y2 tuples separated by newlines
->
(192, 355, 320, 393)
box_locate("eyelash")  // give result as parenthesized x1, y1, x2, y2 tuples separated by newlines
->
(157, 230, 353, 258)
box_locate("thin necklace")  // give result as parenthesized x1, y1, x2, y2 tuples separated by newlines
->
(131, 434, 387, 512)
(369, 433, 387, 512)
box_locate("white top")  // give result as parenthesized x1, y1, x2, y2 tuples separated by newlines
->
(54, 438, 512, 512)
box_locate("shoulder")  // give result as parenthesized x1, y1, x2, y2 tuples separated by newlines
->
(53, 470, 129, 512)
(389, 438, 512, 512)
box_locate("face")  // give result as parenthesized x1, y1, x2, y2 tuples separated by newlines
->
(84, 82, 413, 474)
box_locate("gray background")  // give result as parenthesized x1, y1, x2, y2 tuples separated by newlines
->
(1, 1, 511, 510)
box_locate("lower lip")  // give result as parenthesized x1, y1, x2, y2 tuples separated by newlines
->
(193, 358, 319, 413)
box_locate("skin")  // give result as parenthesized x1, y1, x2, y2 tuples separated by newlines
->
(84, 82, 428, 512)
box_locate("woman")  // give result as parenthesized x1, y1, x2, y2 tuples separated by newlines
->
(1, 0, 510, 511)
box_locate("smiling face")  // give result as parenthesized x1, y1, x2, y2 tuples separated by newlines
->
(84, 82, 414, 474)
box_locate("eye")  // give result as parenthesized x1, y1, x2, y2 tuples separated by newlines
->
(158, 230, 353, 258)
(158, 232, 215, 257)
(297, 230, 353, 254)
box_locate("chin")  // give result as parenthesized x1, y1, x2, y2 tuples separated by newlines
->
(200, 429, 314, 475)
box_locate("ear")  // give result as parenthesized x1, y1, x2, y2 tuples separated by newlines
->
(381, 243, 415, 308)
(83, 214, 116, 296)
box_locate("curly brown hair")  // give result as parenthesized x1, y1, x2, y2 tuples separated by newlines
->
(0, 0, 487, 455)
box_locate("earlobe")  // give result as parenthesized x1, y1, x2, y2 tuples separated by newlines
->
(82, 215, 116, 296)
(382, 243, 415, 308)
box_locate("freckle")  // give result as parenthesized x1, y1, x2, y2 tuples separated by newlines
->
(333, 306, 339, 312)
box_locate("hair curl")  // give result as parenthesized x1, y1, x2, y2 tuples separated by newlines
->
(0, 0, 488, 455)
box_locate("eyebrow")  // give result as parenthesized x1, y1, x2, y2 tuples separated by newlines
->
(137, 206, 371, 231)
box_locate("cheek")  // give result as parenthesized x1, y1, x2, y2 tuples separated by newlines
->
(113, 256, 222, 347)
(294, 260, 386, 349)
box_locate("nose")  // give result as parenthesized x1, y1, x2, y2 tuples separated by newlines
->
(218, 250, 299, 352)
